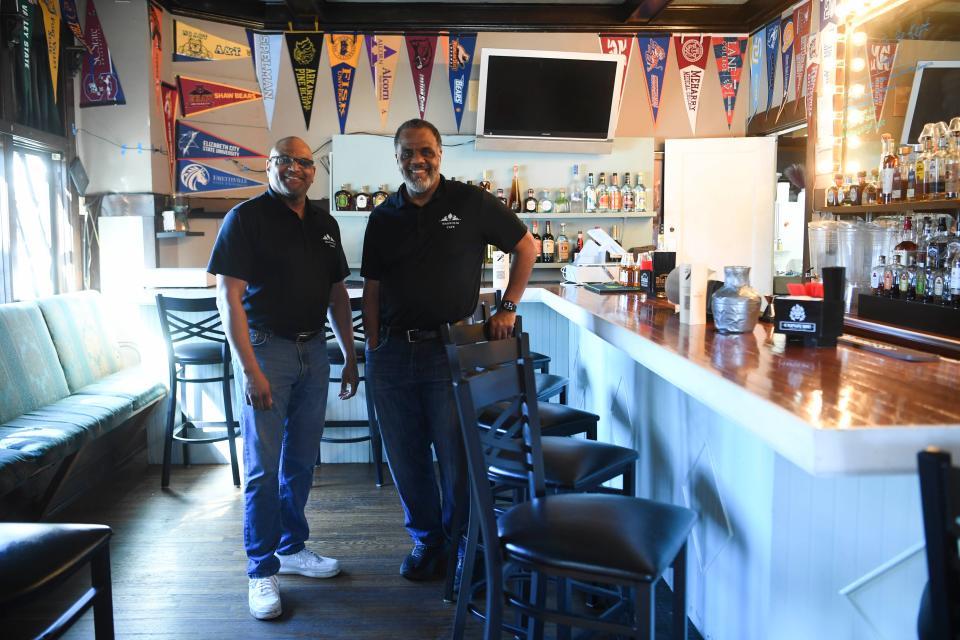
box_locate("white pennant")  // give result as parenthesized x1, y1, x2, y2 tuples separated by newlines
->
(251, 32, 283, 129)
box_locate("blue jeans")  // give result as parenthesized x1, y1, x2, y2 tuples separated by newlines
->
(365, 332, 466, 549)
(241, 328, 330, 578)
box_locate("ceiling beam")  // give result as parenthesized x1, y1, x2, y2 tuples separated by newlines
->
(625, 0, 673, 23)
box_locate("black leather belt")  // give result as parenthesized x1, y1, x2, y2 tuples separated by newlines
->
(386, 327, 442, 343)
(276, 330, 322, 343)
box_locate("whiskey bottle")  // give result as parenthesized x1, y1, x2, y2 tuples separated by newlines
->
(508, 165, 522, 213)
(334, 184, 354, 211)
(826, 173, 842, 207)
(355, 185, 373, 212)
(946, 119, 960, 199)
(917, 125, 934, 200)
(495, 188, 507, 207)
(542, 221, 556, 263)
(843, 175, 859, 206)
(569, 164, 585, 213)
(531, 221, 542, 263)
(915, 260, 927, 300)
(538, 189, 554, 214)
(557, 223, 570, 263)
(554, 189, 570, 214)
(880, 133, 898, 204)
(584, 173, 598, 213)
(899, 146, 915, 201)
(609, 172, 623, 212)
(900, 256, 914, 300)
(635, 172, 648, 212)
(596, 173, 609, 213)
(870, 255, 886, 295)
(885, 254, 904, 298)
(372, 184, 390, 208)
(894, 216, 918, 264)
(863, 170, 879, 205)
(622, 172, 635, 212)
(576, 229, 584, 256)
(523, 189, 539, 214)
(478, 169, 492, 193)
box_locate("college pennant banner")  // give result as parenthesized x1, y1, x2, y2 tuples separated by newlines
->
(15, 0, 32, 123)
(448, 33, 477, 132)
(176, 75, 261, 117)
(161, 82, 178, 187)
(778, 13, 795, 118)
(248, 31, 282, 129)
(599, 34, 634, 108)
(674, 35, 709, 134)
(365, 34, 401, 128)
(149, 3, 163, 116)
(177, 160, 265, 195)
(176, 121, 265, 161)
(712, 36, 747, 129)
(405, 34, 437, 120)
(805, 33, 820, 121)
(793, 1, 812, 103)
(285, 32, 323, 129)
(868, 39, 898, 126)
(59, 0, 92, 54)
(38, 0, 60, 103)
(175, 20, 251, 62)
(749, 31, 763, 120)
(637, 35, 670, 124)
(80, 0, 126, 107)
(327, 34, 363, 134)
(764, 20, 779, 111)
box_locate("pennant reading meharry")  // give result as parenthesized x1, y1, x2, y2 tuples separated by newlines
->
(637, 35, 670, 124)
(285, 32, 323, 129)
(248, 31, 282, 128)
(448, 33, 477, 132)
(748, 31, 763, 120)
(764, 20, 779, 111)
(59, 0, 92, 54)
(177, 160, 265, 195)
(327, 34, 363, 134)
(674, 35, 709, 134)
(868, 39, 898, 126)
(712, 37, 747, 129)
(80, 0, 126, 107)
(161, 82, 178, 187)
(177, 75, 261, 117)
(175, 20, 251, 62)
(38, 0, 60, 102)
(406, 34, 437, 120)
(365, 34, 402, 128)
(176, 121, 265, 161)
(599, 34, 633, 108)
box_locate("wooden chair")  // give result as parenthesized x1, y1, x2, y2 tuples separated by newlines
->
(917, 447, 960, 640)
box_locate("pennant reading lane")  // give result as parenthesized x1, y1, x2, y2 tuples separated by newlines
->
(177, 160, 265, 195)
(176, 121, 265, 161)
(176, 75, 261, 117)
(712, 36, 747, 130)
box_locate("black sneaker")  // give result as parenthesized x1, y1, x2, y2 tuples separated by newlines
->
(400, 543, 446, 581)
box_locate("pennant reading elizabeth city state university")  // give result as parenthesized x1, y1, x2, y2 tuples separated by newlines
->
(599, 34, 634, 109)
(178, 160, 265, 195)
(80, 0, 126, 107)
(365, 34, 401, 128)
(406, 34, 438, 120)
(712, 37, 747, 129)
(176, 75, 261, 117)
(327, 34, 363, 134)
(637, 35, 670, 124)
(792, 1, 812, 103)
(38, 0, 60, 103)
(161, 82, 178, 187)
(248, 31, 282, 129)
(448, 33, 477, 132)
(176, 121, 265, 161)
(748, 30, 763, 120)
(60, 0, 92, 54)
(868, 39, 898, 127)
(674, 35, 709, 134)
(285, 32, 323, 129)
(764, 20, 779, 111)
(175, 20, 250, 62)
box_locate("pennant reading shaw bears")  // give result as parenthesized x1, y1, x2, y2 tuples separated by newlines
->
(176, 75, 261, 117)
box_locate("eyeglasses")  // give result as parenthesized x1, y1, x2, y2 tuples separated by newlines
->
(269, 154, 315, 169)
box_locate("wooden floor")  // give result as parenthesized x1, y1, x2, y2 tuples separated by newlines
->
(7, 462, 702, 639)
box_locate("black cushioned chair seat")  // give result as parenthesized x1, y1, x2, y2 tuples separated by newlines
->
(490, 436, 637, 490)
(0, 523, 111, 602)
(75, 365, 166, 410)
(172, 342, 223, 364)
(480, 401, 598, 438)
(0, 423, 87, 466)
(498, 493, 697, 583)
(327, 339, 366, 365)
(4, 394, 135, 441)
(0, 449, 42, 497)
(534, 373, 567, 401)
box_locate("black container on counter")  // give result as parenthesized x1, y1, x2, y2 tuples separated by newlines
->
(773, 267, 845, 347)
(653, 251, 676, 298)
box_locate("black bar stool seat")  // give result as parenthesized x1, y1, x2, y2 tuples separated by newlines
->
(172, 342, 225, 364)
(480, 400, 599, 440)
(491, 436, 637, 491)
(534, 373, 567, 402)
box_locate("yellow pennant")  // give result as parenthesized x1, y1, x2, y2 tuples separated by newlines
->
(369, 35, 402, 128)
(38, 0, 60, 102)
(174, 20, 251, 62)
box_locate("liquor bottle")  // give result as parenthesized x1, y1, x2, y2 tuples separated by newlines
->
(635, 172, 648, 212)
(880, 133, 898, 204)
(569, 164, 585, 213)
(622, 172, 635, 212)
(523, 189, 538, 214)
(542, 221, 556, 263)
(372, 184, 390, 208)
(495, 188, 507, 207)
(531, 221, 542, 263)
(826, 174, 842, 207)
(508, 164, 522, 213)
(537, 189, 553, 214)
(894, 216, 918, 264)
(924, 262, 936, 303)
(478, 169, 492, 193)
(899, 145, 916, 201)
(901, 256, 915, 300)
(609, 172, 623, 212)
(929, 126, 949, 199)
(932, 263, 947, 304)
(843, 175, 858, 206)
(927, 216, 949, 269)
(596, 173, 609, 213)
(947, 118, 960, 199)
(870, 255, 886, 295)
(863, 170, 879, 205)
(334, 184, 354, 211)
(355, 185, 373, 211)
(917, 124, 934, 200)
(950, 257, 960, 306)
(466, 180, 474, 187)
(884, 254, 904, 298)
(584, 173, 598, 213)
(557, 223, 571, 263)
(576, 229, 584, 256)
(856, 171, 869, 206)
(554, 189, 570, 213)
(915, 260, 927, 301)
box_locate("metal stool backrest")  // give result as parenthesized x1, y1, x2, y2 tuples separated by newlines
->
(473, 290, 502, 324)
(917, 447, 960, 640)
(155, 295, 228, 362)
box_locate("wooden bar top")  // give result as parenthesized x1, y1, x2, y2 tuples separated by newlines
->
(522, 285, 960, 475)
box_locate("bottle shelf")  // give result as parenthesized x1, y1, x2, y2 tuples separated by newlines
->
(482, 263, 568, 269)
(332, 210, 373, 217)
(818, 198, 960, 215)
(333, 210, 654, 219)
(156, 231, 205, 238)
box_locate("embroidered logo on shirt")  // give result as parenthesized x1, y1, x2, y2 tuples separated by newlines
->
(440, 213, 461, 229)
(322, 233, 337, 248)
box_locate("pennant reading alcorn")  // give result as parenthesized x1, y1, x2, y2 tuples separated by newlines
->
(712, 36, 747, 129)
(868, 39, 898, 127)
(176, 75, 261, 117)
(405, 34, 437, 120)
(80, 0, 126, 107)
(637, 35, 670, 124)
(177, 160, 265, 195)
(327, 34, 363, 134)
(285, 32, 323, 129)
(674, 34, 709, 134)
(39, 0, 60, 102)
(448, 33, 477, 132)
(175, 20, 251, 62)
(365, 34, 401, 128)
(176, 121, 265, 161)
(598, 33, 634, 109)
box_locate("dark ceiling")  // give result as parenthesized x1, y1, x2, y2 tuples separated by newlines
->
(157, 0, 793, 33)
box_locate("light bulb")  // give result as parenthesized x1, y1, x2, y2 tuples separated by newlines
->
(846, 160, 861, 175)
(849, 83, 865, 98)
(848, 135, 862, 149)
(836, 2, 851, 19)
(851, 57, 866, 72)
(852, 31, 868, 47)
(848, 108, 865, 125)
(817, 159, 834, 174)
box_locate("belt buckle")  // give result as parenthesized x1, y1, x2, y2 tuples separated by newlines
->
(295, 331, 313, 342)
(405, 329, 418, 342)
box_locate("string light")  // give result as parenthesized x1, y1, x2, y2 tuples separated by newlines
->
(849, 83, 865, 99)
(847, 108, 865, 126)
(852, 31, 868, 47)
(847, 135, 862, 149)
(851, 57, 866, 72)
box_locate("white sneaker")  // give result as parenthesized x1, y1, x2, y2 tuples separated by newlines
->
(248, 575, 282, 620)
(276, 548, 341, 578)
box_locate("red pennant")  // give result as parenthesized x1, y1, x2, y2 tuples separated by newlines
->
(405, 34, 437, 119)
(868, 39, 898, 126)
(176, 75, 261, 117)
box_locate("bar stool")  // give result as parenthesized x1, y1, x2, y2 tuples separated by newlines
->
(0, 523, 114, 639)
(156, 295, 240, 488)
(319, 296, 384, 486)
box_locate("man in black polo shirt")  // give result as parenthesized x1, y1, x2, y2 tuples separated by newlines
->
(208, 136, 358, 620)
(361, 119, 537, 580)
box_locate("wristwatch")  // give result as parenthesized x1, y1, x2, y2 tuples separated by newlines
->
(499, 299, 518, 313)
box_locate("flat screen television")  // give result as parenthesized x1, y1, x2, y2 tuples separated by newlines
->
(900, 61, 960, 144)
(475, 48, 624, 148)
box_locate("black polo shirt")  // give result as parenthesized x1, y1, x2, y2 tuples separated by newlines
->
(207, 188, 350, 335)
(361, 176, 526, 329)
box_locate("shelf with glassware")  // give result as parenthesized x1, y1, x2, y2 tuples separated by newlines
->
(332, 211, 654, 219)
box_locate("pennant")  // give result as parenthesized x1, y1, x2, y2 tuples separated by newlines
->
(820, 0, 838, 26)
(805, 33, 820, 121)
(176, 75, 261, 117)
(59, 0, 92, 54)
(598, 34, 634, 108)
(712, 37, 747, 129)
(175, 20, 251, 62)
(149, 3, 163, 116)
(14, 0, 33, 124)
(285, 32, 323, 129)
(764, 20, 779, 111)
(38, 0, 60, 103)
(161, 82, 178, 187)
(793, 1, 813, 102)
(176, 121, 266, 161)
(80, 0, 126, 107)
(448, 33, 477, 132)
(405, 34, 438, 120)
(366, 34, 402, 128)
(248, 31, 282, 128)
(780, 14, 795, 108)
(674, 35, 709, 134)
(817, 24, 838, 144)
(326, 34, 362, 134)
(177, 160, 265, 195)
(867, 39, 898, 126)
(637, 35, 670, 124)
(749, 31, 763, 120)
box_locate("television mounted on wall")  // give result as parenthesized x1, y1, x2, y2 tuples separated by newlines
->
(475, 48, 625, 154)
(900, 61, 960, 145)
